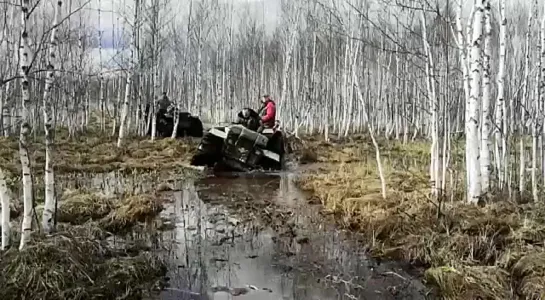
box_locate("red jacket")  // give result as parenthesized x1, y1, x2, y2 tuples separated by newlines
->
(261, 100, 276, 127)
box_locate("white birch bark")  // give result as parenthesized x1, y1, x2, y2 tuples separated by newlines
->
(98, 0, 105, 131)
(0, 168, 11, 250)
(532, 70, 539, 201)
(420, 12, 440, 197)
(117, 73, 132, 148)
(539, 4, 545, 185)
(519, 7, 533, 196)
(278, 1, 301, 123)
(480, 0, 492, 194)
(41, 0, 62, 234)
(466, 0, 484, 204)
(18, 0, 35, 249)
(535, 6, 545, 200)
(117, 2, 137, 147)
(150, 0, 161, 140)
(494, 0, 507, 189)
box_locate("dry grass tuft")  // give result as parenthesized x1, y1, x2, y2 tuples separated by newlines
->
(512, 251, 545, 299)
(424, 266, 509, 300)
(57, 189, 114, 225)
(296, 137, 545, 299)
(100, 194, 163, 233)
(0, 224, 166, 300)
(53, 189, 165, 234)
(298, 148, 318, 164)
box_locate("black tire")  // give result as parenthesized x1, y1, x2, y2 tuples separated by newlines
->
(262, 131, 284, 171)
(190, 131, 223, 167)
(188, 117, 204, 137)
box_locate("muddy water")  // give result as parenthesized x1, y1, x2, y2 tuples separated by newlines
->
(158, 173, 429, 300)
(61, 171, 430, 300)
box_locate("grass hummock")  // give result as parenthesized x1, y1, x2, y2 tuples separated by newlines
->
(0, 224, 166, 300)
(2, 186, 170, 300)
(295, 135, 545, 299)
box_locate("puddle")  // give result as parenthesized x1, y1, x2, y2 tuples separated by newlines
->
(56, 171, 430, 299)
(157, 173, 430, 300)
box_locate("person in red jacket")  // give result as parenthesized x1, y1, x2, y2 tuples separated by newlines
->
(258, 94, 276, 132)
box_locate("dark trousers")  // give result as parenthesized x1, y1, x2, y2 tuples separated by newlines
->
(257, 122, 273, 133)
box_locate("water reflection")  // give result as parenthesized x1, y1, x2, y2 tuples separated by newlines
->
(160, 174, 429, 300)
(56, 171, 428, 299)
(59, 171, 166, 195)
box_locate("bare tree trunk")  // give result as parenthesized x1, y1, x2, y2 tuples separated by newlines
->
(172, 0, 192, 138)
(536, 5, 545, 186)
(520, 6, 533, 197)
(118, 2, 138, 147)
(466, 0, 484, 204)
(0, 168, 11, 250)
(18, 0, 36, 249)
(421, 11, 440, 198)
(494, 0, 507, 189)
(353, 58, 386, 198)
(98, 0, 105, 131)
(480, 0, 492, 194)
(41, 0, 62, 234)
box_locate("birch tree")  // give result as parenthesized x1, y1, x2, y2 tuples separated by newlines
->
(466, 0, 484, 204)
(148, 0, 168, 140)
(277, 0, 302, 126)
(0, 168, 11, 250)
(117, 0, 138, 147)
(539, 1, 545, 186)
(519, 4, 533, 198)
(41, 0, 63, 234)
(420, 11, 441, 198)
(18, 0, 36, 249)
(494, 0, 507, 190)
(480, 0, 492, 194)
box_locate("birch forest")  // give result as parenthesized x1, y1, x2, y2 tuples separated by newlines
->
(0, 0, 544, 299)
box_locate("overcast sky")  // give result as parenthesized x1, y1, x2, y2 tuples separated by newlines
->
(85, 0, 281, 49)
(83, 0, 539, 50)
(83, 0, 537, 68)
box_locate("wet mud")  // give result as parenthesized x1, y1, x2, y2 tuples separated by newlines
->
(157, 173, 430, 299)
(58, 170, 431, 299)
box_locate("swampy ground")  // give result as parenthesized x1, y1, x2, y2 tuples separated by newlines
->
(296, 134, 545, 300)
(0, 129, 429, 300)
(1, 129, 542, 299)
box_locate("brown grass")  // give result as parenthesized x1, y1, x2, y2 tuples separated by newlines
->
(51, 188, 165, 233)
(292, 133, 438, 164)
(296, 135, 545, 299)
(0, 132, 198, 177)
(1, 187, 169, 299)
(99, 194, 164, 233)
(0, 224, 166, 300)
(57, 189, 115, 225)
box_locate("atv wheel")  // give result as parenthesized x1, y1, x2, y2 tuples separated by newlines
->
(259, 131, 284, 170)
(190, 131, 223, 167)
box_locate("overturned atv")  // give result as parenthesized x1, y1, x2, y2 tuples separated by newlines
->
(190, 124, 285, 172)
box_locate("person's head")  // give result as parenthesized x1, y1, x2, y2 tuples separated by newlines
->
(242, 108, 250, 118)
(162, 91, 167, 96)
(261, 94, 270, 104)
